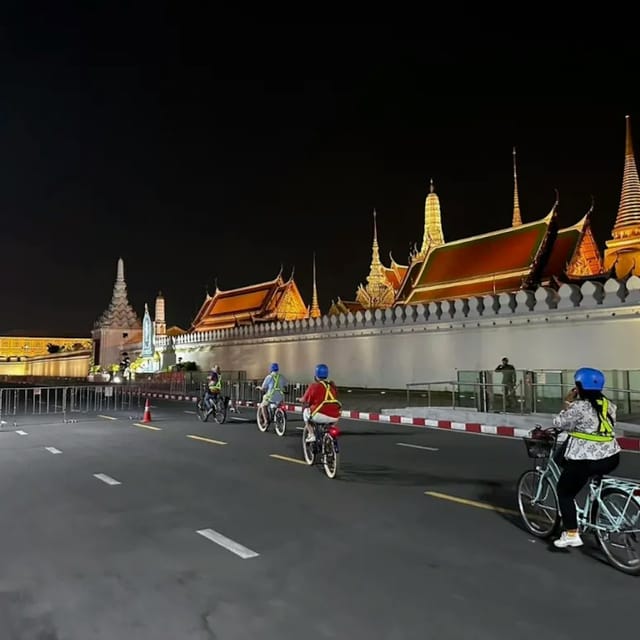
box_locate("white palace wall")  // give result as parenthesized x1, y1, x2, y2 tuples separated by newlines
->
(157, 278, 640, 388)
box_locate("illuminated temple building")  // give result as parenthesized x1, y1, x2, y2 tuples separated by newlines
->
(191, 261, 321, 332)
(328, 117, 640, 315)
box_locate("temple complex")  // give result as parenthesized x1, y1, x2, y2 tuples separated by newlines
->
(604, 115, 640, 278)
(0, 336, 92, 359)
(191, 266, 315, 332)
(329, 132, 618, 314)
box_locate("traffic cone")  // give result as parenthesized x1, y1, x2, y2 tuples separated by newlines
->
(142, 398, 152, 423)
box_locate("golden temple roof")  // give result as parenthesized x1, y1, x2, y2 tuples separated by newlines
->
(403, 210, 556, 304)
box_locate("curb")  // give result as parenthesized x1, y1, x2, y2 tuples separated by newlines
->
(140, 392, 640, 452)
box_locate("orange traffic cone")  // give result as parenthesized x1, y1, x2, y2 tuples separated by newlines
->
(142, 398, 152, 423)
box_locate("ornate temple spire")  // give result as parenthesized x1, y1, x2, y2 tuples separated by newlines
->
(310, 253, 321, 318)
(420, 179, 444, 256)
(355, 209, 396, 309)
(612, 115, 640, 234)
(512, 147, 523, 226)
(94, 257, 141, 329)
(604, 115, 640, 278)
(154, 291, 167, 336)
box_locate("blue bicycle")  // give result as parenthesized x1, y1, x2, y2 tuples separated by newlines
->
(517, 426, 640, 575)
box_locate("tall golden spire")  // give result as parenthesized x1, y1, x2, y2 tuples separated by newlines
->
(310, 252, 321, 318)
(604, 115, 640, 278)
(355, 209, 395, 308)
(512, 147, 523, 226)
(420, 179, 444, 256)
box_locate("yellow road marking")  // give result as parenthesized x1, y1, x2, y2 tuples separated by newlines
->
(98, 415, 118, 421)
(424, 491, 521, 516)
(133, 423, 162, 431)
(269, 454, 307, 466)
(186, 435, 227, 446)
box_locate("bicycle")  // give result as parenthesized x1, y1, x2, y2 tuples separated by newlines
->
(301, 420, 340, 479)
(256, 398, 287, 436)
(516, 425, 640, 575)
(195, 392, 228, 424)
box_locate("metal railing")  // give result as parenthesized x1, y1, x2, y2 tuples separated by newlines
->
(406, 379, 640, 418)
(193, 380, 311, 407)
(0, 385, 141, 422)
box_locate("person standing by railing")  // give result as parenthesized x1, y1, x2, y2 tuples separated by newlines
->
(495, 357, 517, 411)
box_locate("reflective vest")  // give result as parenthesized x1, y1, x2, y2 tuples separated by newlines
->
(265, 373, 283, 401)
(569, 398, 615, 442)
(311, 381, 342, 416)
(208, 374, 222, 392)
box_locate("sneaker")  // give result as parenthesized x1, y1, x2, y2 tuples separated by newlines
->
(553, 531, 584, 548)
(305, 429, 316, 443)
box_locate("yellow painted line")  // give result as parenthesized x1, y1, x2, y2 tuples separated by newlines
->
(424, 491, 521, 516)
(186, 434, 227, 446)
(98, 415, 118, 421)
(269, 454, 307, 466)
(133, 423, 162, 431)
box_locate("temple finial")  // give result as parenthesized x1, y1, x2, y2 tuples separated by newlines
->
(512, 147, 522, 226)
(117, 257, 125, 282)
(421, 179, 444, 255)
(310, 252, 321, 318)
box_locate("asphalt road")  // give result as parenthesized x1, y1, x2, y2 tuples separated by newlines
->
(1, 400, 639, 639)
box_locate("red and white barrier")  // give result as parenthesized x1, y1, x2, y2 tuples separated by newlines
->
(140, 392, 640, 452)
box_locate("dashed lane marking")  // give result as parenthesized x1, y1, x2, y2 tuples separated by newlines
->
(196, 528, 259, 559)
(186, 435, 227, 446)
(133, 423, 162, 431)
(98, 415, 118, 421)
(184, 410, 197, 415)
(397, 442, 439, 452)
(269, 454, 307, 465)
(45, 447, 62, 454)
(15, 430, 28, 435)
(93, 473, 121, 486)
(425, 491, 520, 516)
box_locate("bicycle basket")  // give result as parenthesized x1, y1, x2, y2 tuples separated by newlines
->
(522, 436, 554, 459)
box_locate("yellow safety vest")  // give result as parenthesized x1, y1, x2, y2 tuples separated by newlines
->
(311, 381, 342, 416)
(208, 374, 222, 392)
(265, 373, 283, 400)
(569, 397, 615, 442)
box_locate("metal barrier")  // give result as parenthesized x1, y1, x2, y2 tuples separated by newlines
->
(0, 385, 142, 421)
(406, 379, 640, 418)
(190, 380, 311, 407)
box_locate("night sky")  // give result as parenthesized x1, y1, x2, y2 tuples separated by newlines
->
(2, 11, 639, 336)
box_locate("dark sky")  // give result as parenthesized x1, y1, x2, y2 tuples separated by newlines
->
(1, 11, 639, 336)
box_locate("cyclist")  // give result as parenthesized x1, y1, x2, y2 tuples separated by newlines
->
(551, 367, 621, 548)
(300, 363, 341, 443)
(257, 362, 288, 425)
(201, 364, 222, 412)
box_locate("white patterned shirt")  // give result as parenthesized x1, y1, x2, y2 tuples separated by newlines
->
(552, 399, 621, 461)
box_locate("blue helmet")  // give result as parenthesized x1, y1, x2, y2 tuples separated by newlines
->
(315, 363, 329, 380)
(270, 362, 279, 372)
(574, 367, 605, 391)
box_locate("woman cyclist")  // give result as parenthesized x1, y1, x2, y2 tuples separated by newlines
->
(551, 367, 621, 548)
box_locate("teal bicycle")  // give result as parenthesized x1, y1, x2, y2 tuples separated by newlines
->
(517, 426, 640, 575)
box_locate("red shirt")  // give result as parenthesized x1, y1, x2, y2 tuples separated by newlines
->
(301, 381, 341, 418)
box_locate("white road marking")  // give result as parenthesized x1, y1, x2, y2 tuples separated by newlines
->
(45, 447, 62, 454)
(184, 410, 196, 415)
(15, 430, 28, 435)
(230, 416, 250, 422)
(396, 442, 439, 452)
(196, 528, 259, 559)
(93, 473, 121, 486)
(98, 415, 118, 420)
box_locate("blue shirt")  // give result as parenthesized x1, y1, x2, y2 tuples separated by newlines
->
(260, 372, 288, 403)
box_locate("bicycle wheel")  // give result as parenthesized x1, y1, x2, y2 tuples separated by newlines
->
(214, 399, 227, 424)
(302, 425, 315, 465)
(256, 406, 269, 432)
(196, 399, 210, 422)
(322, 434, 339, 479)
(516, 469, 560, 537)
(274, 408, 286, 436)
(591, 488, 640, 575)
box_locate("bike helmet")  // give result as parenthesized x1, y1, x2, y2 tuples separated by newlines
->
(270, 362, 279, 372)
(574, 367, 605, 391)
(315, 363, 329, 380)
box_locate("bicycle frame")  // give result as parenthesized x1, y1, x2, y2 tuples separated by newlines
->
(533, 435, 640, 535)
